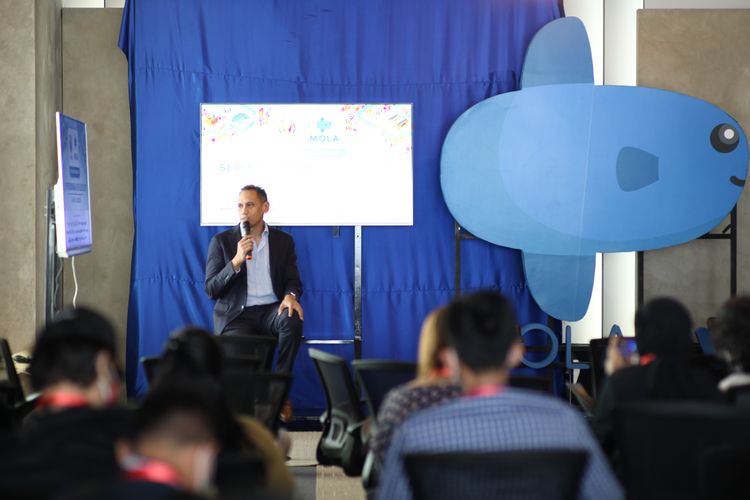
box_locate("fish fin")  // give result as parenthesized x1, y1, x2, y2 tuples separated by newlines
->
(521, 17, 594, 88)
(616, 146, 659, 192)
(522, 252, 596, 321)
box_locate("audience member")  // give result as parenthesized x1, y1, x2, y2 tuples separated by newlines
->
(110, 381, 221, 499)
(29, 307, 122, 410)
(152, 327, 294, 498)
(369, 306, 461, 468)
(592, 297, 724, 453)
(376, 291, 622, 500)
(714, 296, 750, 409)
(0, 307, 129, 499)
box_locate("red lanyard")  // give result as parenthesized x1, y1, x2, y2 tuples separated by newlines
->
(124, 459, 182, 487)
(36, 391, 89, 409)
(640, 353, 657, 366)
(465, 383, 505, 398)
(431, 366, 453, 378)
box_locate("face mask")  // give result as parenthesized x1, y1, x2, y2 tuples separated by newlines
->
(106, 379, 121, 405)
(97, 368, 121, 406)
(190, 443, 217, 493)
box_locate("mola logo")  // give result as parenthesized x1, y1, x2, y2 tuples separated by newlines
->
(441, 17, 748, 321)
(316, 117, 332, 133)
(312, 117, 339, 143)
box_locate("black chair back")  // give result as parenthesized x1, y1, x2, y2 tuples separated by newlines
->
(141, 354, 263, 385)
(217, 335, 277, 371)
(309, 348, 363, 420)
(699, 444, 750, 500)
(221, 370, 291, 431)
(308, 348, 366, 475)
(351, 359, 416, 417)
(615, 401, 750, 500)
(223, 355, 264, 372)
(404, 450, 588, 500)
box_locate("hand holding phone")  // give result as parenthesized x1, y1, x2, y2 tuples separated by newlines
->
(605, 336, 638, 375)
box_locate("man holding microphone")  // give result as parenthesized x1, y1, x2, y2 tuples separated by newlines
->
(204, 185, 303, 374)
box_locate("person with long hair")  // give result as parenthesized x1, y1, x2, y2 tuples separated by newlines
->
(369, 306, 462, 468)
(593, 297, 724, 454)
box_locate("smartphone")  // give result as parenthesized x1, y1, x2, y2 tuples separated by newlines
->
(618, 337, 639, 363)
(600, 337, 639, 368)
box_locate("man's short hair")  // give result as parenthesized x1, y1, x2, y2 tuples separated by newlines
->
(239, 185, 268, 203)
(130, 381, 221, 445)
(131, 378, 250, 453)
(444, 291, 518, 372)
(30, 307, 116, 390)
(716, 296, 750, 371)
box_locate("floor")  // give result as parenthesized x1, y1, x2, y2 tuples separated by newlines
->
(287, 431, 367, 500)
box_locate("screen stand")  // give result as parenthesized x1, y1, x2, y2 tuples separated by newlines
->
(303, 226, 362, 359)
(354, 225, 362, 358)
(45, 188, 63, 328)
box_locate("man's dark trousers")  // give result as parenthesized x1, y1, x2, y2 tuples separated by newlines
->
(221, 302, 302, 374)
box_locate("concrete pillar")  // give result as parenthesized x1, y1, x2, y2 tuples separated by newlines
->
(0, 0, 62, 353)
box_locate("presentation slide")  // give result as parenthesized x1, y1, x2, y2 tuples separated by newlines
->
(55, 112, 93, 257)
(200, 103, 413, 226)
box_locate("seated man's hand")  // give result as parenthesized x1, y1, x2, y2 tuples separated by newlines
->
(232, 236, 254, 270)
(278, 294, 304, 320)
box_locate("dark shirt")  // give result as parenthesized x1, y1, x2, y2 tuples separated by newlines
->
(0, 406, 130, 500)
(592, 359, 724, 455)
(104, 481, 204, 500)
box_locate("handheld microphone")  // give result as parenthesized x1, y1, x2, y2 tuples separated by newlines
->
(241, 221, 253, 260)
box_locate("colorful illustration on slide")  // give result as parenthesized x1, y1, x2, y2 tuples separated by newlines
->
(202, 104, 411, 152)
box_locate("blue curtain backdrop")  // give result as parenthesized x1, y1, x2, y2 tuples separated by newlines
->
(119, 0, 562, 411)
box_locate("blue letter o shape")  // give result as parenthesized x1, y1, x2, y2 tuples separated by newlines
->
(520, 323, 559, 369)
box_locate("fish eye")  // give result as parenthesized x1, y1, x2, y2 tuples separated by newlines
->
(711, 124, 739, 153)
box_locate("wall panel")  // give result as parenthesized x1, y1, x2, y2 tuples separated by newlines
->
(62, 8, 132, 366)
(638, 9, 750, 324)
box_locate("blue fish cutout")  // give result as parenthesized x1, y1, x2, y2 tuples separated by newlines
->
(441, 17, 748, 321)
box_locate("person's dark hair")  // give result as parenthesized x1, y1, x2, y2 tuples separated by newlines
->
(239, 185, 268, 203)
(129, 379, 226, 446)
(715, 296, 750, 371)
(149, 327, 249, 452)
(633, 297, 707, 399)
(30, 307, 116, 390)
(634, 297, 693, 359)
(444, 291, 518, 372)
(155, 327, 223, 385)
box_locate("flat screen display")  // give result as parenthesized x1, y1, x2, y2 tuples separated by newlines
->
(200, 103, 413, 226)
(55, 112, 93, 257)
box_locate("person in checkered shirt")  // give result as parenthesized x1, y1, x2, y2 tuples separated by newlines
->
(376, 291, 624, 500)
